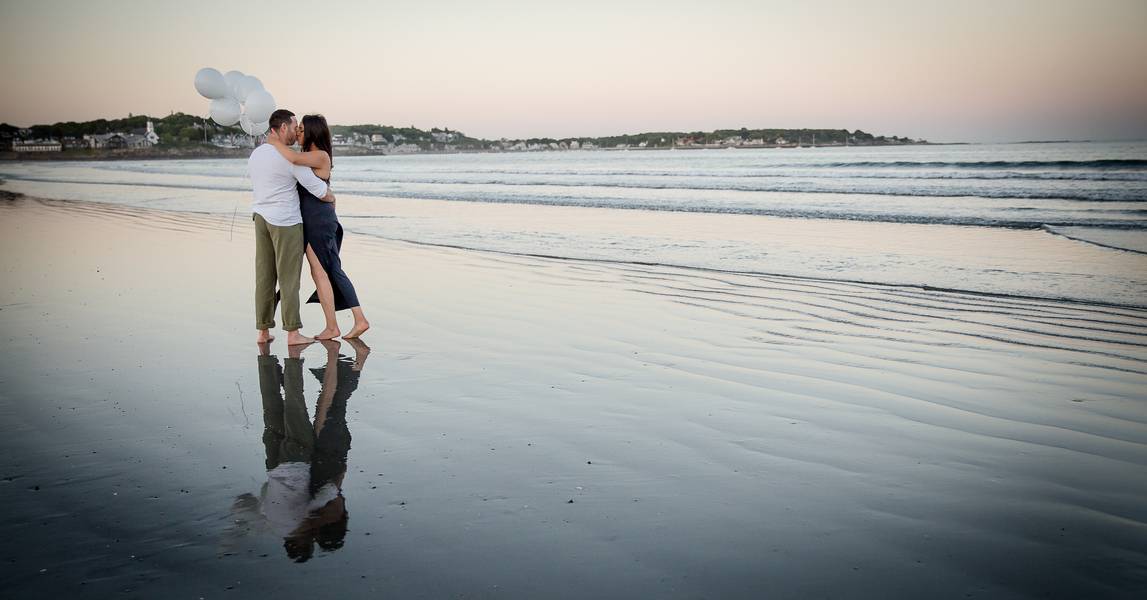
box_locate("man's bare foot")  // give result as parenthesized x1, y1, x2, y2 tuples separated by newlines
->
(344, 338, 371, 370)
(314, 327, 341, 340)
(343, 320, 370, 339)
(286, 330, 315, 346)
(256, 329, 275, 343)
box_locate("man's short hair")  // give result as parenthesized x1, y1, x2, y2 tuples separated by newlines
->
(268, 109, 295, 133)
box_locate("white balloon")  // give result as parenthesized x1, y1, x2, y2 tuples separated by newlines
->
(239, 112, 255, 135)
(223, 70, 245, 85)
(193, 67, 227, 100)
(244, 89, 276, 124)
(235, 75, 259, 102)
(241, 75, 264, 99)
(238, 113, 268, 137)
(223, 70, 246, 101)
(209, 98, 242, 126)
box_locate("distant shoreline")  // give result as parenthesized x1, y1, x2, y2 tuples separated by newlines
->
(9, 140, 1135, 162)
(0, 141, 965, 162)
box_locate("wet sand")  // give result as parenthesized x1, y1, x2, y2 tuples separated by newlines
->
(1, 195, 1145, 598)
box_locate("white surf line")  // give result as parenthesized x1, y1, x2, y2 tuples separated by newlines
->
(1041, 224, 1147, 255)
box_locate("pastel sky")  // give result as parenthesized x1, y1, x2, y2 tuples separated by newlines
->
(1, 0, 1145, 142)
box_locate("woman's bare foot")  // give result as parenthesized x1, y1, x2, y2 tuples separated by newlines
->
(314, 327, 341, 340)
(256, 329, 275, 343)
(344, 338, 371, 371)
(287, 330, 315, 346)
(343, 320, 370, 339)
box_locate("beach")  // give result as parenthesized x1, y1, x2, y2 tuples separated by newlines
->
(4, 0, 1146, 593)
(1, 189, 1145, 598)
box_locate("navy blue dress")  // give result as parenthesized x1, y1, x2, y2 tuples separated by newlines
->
(298, 181, 360, 311)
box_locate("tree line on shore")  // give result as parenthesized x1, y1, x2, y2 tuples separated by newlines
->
(2, 113, 925, 151)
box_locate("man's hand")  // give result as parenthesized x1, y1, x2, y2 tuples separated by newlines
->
(322, 190, 336, 204)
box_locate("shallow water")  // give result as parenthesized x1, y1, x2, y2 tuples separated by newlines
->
(0, 198, 1145, 598)
(1, 142, 1145, 307)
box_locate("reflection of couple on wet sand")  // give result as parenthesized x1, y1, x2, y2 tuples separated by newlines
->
(228, 338, 369, 562)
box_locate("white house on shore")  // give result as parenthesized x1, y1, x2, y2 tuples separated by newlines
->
(11, 139, 62, 152)
(82, 121, 158, 150)
(390, 143, 421, 154)
(85, 133, 127, 149)
(131, 121, 160, 146)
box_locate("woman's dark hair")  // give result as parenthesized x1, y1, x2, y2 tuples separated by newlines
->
(301, 114, 333, 166)
(316, 508, 348, 551)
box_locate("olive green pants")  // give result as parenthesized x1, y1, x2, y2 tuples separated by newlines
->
(254, 213, 305, 331)
(257, 354, 312, 469)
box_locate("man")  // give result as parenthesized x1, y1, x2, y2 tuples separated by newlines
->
(249, 109, 335, 345)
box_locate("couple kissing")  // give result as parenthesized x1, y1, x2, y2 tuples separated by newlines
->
(249, 109, 369, 345)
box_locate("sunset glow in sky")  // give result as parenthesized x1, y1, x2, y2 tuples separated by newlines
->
(1, 0, 1145, 142)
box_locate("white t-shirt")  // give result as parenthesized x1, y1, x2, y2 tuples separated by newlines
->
(248, 144, 329, 226)
(261, 461, 311, 537)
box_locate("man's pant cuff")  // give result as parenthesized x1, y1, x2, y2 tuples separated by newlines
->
(256, 322, 276, 330)
(283, 325, 303, 332)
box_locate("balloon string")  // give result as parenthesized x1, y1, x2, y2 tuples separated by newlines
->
(230, 198, 238, 242)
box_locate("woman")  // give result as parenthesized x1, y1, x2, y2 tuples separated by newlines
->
(268, 114, 369, 340)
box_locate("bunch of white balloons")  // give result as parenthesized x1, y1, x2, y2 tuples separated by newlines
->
(193, 67, 277, 136)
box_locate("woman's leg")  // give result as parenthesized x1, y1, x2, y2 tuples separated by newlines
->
(344, 306, 370, 339)
(306, 244, 340, 339)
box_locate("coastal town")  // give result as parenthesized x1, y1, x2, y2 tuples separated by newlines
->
(1, 112, 928, 158)
(2, 121, 160, 153)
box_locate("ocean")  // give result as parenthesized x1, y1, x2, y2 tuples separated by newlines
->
(2, 140, 1145, 306)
